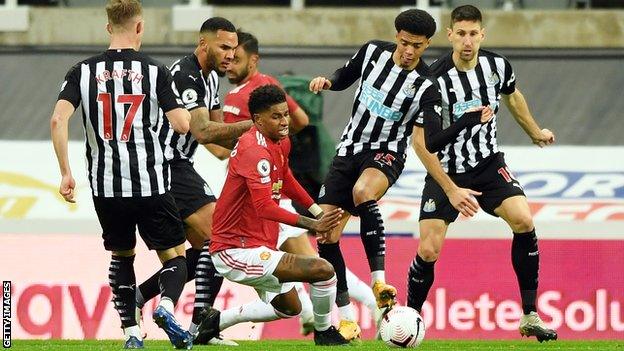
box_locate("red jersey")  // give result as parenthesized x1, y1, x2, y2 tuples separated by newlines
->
(223, 72, 300, 123)
(210, 126, 314, 252)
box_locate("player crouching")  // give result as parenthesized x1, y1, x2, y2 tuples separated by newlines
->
(194, 84, 349, 346)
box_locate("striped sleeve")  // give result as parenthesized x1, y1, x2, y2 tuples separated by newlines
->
(57, 63, 82, 108)
(156, 65, 183, 113)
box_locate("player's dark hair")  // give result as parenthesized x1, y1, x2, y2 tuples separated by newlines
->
(199, 17, 235, 34)
(394, 9, 436, 39)
(451, 5, 483, 26)
(248, 85, 286, 117)
(237, 30, 259, 55)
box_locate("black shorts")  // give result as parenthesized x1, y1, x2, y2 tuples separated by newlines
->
(419, 152, 526, 222)
(318, 150, 405, 215)
(93, 192, 186, 251)
(169, 160, 217, 220)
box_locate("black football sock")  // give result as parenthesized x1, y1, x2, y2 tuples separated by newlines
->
(355, 200, 386, 272)
(406, 254, 436, 313)
(137, 247, 201, 308)
(512, 229, 539, 314)
(317, 242, 349, 307)
(192, 241, 224, 324)
(109, 255, 137, 328)
(158, 256, 187, 306)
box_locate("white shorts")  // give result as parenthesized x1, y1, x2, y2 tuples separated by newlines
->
(212, 246, 295, 303)
(277, 199, 307, 248)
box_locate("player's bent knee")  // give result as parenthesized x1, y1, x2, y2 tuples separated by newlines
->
(310, 258, 335, 282)
(509, 215, 534, 233)
(418, 245, 441, 262)
(352, 185, 375, 205)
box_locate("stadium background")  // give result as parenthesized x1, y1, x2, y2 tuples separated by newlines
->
(0, 0, 622, 344)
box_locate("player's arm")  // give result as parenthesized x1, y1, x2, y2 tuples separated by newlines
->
(421, 83, 492, 153)
(204, 143, 232, 160)
(189, 107, 252, 146)
(501, 89, 554, 147)
(309, 42, 368, 93)
(51, 100, 77, 203)
(411, 126, 480, 217)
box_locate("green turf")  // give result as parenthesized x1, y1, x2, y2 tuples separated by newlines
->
(9, 340, 624, 351)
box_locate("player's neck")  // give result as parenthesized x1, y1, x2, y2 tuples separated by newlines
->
(452, 51, 479, 71)
(193, 48, 213, 75)
(109, 34, 140, 51)
(238, 68, 258, 86)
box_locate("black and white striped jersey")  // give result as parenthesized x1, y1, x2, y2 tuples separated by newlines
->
(160, 54, 221, 162)
(58, 49, 183, 198)
(429, 49, 516, 174)
(329, 40, 441, 157)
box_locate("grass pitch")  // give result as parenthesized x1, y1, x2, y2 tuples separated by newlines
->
(10, 339, 624, 351)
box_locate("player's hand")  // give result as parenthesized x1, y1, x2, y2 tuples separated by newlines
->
(309, 76, 332, 94)
(532, 128, 555, 148)
(59, 174, 76, 203)
(480, 106, 494, 123)
(313, 207, 343, 233)
(447, 187, 481, 217)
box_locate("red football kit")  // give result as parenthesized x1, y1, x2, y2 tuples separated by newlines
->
(223, 72, 299, 123)
(210, 126, 314, 252)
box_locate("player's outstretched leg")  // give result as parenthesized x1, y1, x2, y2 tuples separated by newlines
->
(310, 275, 349, 346)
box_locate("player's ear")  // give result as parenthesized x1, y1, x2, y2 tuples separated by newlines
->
(250, 54, 259, 66)
(136, 20, 144, 36)
(106, 23, 113, 35)
(446, 27, 452, 42)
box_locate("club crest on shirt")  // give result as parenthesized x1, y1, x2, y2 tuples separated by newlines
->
(259, 251, 271, 260)
(402, 83, 416, 98)
(489, 72, 500, 85)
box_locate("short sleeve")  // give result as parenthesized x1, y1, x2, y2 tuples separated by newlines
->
(415, 81, 442, 127)
(170, 62, 206, 111)
(207, 71, 221, 110)
(234, 145, 273, 191)
(500, 58, 516, 95)
(156, 65, 184, 113)
(57, 63, 82, 108)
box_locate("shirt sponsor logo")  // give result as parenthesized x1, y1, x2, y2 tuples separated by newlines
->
(452, 98, 481, 120)
(360, 82, 403, 121)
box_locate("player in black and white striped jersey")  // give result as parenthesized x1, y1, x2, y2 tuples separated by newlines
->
(308, 9, 482, 340)
(51, 1, 192, 348)
(408, 5, 557, 343)
(135, 17, 251, 346)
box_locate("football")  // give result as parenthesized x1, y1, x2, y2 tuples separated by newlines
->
(379, 306, 425, 348)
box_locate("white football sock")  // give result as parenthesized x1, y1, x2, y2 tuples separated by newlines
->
(346, 268, 378, 315)
(310, 275, 337, 331)
(220, 299, 280, 330)
(158, 297, 175, 314)
(124, 325, 142, 340)
(295, 282, 314, 324)
(371, 270, 385, 284)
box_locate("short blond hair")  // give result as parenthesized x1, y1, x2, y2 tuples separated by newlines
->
(106, 0, 142, 28)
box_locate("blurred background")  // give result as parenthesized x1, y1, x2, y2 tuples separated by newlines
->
(0, 0, 623, 343)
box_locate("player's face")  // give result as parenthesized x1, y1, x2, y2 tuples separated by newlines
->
(394, 30, 430, 70)
(448, 20, 484, 62)
(255, 102, 290, 141)
(226, 47, 252, 85)
(203, 29, 238, 77)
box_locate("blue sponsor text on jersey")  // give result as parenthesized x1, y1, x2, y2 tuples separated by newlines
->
(360, 82, 403, 121)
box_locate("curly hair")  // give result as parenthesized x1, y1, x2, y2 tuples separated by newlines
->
(248, 85, 286, 117)
(395, 9, 436, 39)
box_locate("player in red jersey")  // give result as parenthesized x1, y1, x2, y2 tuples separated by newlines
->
(194, 84, 349, 346)
(222, 30, 381, 339)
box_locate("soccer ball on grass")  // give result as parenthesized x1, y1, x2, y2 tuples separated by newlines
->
(379, 306, 425, 348)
